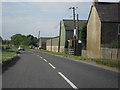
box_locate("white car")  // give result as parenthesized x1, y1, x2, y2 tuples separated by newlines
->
(18, 46, 25, 51)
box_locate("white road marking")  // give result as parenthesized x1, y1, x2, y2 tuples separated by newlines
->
(40, 57, 43, 59)
(48, 63, 56, 69)
(36, 55, 39, 56)
(58, 72, 78, 89)
(43, 59, 47, 62)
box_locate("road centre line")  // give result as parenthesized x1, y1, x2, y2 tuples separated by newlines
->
(40, 56, 43, 59)
(58, 72, 78, 89)
(43, 59, 47, 62)
(48, 63, 56, 69)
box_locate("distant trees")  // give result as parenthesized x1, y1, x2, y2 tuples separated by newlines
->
(10, 34, 38, 47)
(80, 24, 87, 49)
(2, 40, 10, 45)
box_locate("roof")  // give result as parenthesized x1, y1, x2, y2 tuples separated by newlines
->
(95, 2, 120, 22)
(40, 37, 52, 39)
(47, 36, 59, 40)
(62, 19, 87, 30)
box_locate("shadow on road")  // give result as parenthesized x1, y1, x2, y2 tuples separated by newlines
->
(2, 56, 20, 73)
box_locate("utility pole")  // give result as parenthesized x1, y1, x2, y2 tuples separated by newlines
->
(76, 14, 79, 40)
(38, 31, 40, 48)
(76, 14, 79, 55)
(38, 31, 40, 39)
(69, 7, 78, 55)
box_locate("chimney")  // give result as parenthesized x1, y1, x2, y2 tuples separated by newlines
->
(92, 0, 98, 6)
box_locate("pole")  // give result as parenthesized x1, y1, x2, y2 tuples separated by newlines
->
(73, 7, 76, 30)
(73, 7, 76, 55)
(76, 14, 79, 55)
(76, 14, 79, 40)
(38, 31, 40, 39)
(69, 7, 78, 55)
(38, 31, 40, 48)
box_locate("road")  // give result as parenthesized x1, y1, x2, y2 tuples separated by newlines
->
(2, 50, 119, 88)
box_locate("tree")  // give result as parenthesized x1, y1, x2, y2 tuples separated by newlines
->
(80, 24, 87, 49)
(10, 34, 38, 47)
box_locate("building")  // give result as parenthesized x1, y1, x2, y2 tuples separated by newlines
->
(86, 1, 120, 59)
(0, 36, 2, 50)
(0, 36, 2, 45)
(46, 36, 59, 52)
(59, 19, 87, 54)
(39, 37, 51, 50)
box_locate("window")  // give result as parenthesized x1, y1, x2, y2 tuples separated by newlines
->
(118, 24, 120, 35)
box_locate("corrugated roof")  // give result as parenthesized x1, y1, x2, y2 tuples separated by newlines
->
(95, 2, 120, 22)
(63, 20, 87, 30)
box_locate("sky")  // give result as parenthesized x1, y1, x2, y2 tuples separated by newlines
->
(0, 0, 119, 40)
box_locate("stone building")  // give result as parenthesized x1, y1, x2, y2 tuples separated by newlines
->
(86, 1, 120, 59)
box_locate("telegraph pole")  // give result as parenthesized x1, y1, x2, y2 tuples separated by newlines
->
(38, 31, 40, 48)
(76, 14, 79, 40)
(76, 14, 79, 55)
(38, 31, 40, 39)
(69, 7, 78, 55)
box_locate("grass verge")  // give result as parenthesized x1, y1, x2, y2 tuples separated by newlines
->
(35, 49, 120, 69)
(1, 49, 18, 63)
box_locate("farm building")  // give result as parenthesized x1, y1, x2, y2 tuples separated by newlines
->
(46, 36, 59, 52)
(58, 19, 87, 55)
(39, 37, 51, 50)
(86, 1, 120, 59)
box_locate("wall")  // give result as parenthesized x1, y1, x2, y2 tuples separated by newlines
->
(46, 37, 59, 52)
(65, 30, 74, 48)
(87, 6, 101, 58)
(101, 23, 120, 48)
(46, 39, 52, 51)
(39, 38, 51, 50)
(59, 21, 66, 52)
(101, 48, 120, 60)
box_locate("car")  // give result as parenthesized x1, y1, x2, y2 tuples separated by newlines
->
(18, 46, 25, 51)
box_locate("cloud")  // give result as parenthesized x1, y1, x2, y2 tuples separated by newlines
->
(2, 2, 92, 40)
(1, 0, 120, 2)
(1, 0, 92, 2)
(0, 2, 2, 37)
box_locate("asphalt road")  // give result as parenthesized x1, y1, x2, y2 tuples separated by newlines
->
(2, 50, 119, 88)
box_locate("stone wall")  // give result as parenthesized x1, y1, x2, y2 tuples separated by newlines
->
(87, 6, 101, 58)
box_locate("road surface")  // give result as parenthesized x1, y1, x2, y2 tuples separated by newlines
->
(2, 50, 119, 88)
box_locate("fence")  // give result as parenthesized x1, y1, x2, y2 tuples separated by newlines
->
(82, 48, 120, 60)
(101, 48, 120, 60)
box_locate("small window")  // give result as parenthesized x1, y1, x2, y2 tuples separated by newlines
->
(118, 24, 120, 35)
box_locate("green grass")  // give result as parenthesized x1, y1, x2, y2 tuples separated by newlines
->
(1, 49, 18, 63)
(35, 49, 119, 69)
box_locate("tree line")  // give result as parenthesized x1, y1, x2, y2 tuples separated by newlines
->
(3, 34, 38, 48)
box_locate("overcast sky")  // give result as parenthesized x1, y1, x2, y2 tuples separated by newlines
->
(0, 0, 119, 40)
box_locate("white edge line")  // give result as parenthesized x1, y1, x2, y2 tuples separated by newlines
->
(58, 72, 78, 89)
(48, 63, 56, 69)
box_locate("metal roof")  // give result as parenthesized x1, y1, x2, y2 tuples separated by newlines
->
(62, 20, 87, 30)
(95, 2, 120, 22)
